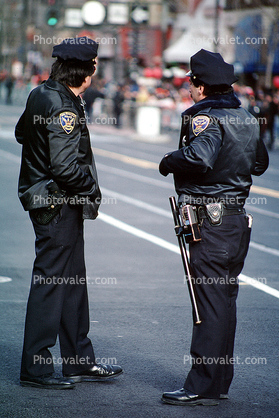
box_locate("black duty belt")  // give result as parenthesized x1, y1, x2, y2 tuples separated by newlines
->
(197, 204, 245, 226)
(179, 202, 245, 226)
(197, 205, 245, 220)
(179, 200, 246, 226)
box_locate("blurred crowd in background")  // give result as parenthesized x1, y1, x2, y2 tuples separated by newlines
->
(1, 70, 278, 151)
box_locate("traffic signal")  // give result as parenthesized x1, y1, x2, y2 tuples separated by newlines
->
(46, 8, 59, 26)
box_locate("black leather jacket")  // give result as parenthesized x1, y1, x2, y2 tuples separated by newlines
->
(15, 78, 101, 219)
(159, 93, 269, 206)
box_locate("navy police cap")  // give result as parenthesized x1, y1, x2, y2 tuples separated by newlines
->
(52, 37, 99, 61)
(186, 49, 238, 86)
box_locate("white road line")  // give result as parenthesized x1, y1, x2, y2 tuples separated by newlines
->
(249, 241, 279, 257)
(239, 274, 279, 298)
(0, 149, 20, 163)
(97, 162, 173, 189)
(98, 212, 178, 254)
(245, 205, 279, 219)
(91, 134, 127, 143)
(98, 212, 279, 299)
(0, 130, 16, 140)
(101, 187, 172, 218)
(0, 276, 12, 283)
(101, 187, 279, 257)
(266, 167, 279, 175)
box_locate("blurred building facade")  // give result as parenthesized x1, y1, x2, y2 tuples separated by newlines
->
(0, 0, 187, 81)
(0, 0, 279, 89)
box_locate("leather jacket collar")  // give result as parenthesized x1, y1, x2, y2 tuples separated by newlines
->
(182, 92, 241, 117)
(45, 78, 84, 114)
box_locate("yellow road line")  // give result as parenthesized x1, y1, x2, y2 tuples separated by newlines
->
(93, 148, 158, 170)
(251, 185, 279, 199)
(93, 147, 279, 199)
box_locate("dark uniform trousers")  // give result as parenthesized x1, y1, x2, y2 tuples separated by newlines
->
(21, 203, 95, 377)
(184, 213, 251, 398)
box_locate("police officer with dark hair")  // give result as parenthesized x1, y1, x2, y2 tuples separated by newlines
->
(16, 37, 122, 389)
(159, 49, 268, 406)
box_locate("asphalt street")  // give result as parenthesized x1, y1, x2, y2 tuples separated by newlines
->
(0, 102, 278, 418)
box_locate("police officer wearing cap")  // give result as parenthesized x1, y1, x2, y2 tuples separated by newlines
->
(16, 37, 122, 389)
(159, 49, 268, 406)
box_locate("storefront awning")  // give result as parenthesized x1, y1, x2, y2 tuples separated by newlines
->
(163, 30, 217, 63)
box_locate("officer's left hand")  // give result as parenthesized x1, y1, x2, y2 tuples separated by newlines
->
(159, 154, 170, 177)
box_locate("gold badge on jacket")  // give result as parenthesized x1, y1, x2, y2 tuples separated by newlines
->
(59, 112, 76, 134)
(192, 115, 210, 136)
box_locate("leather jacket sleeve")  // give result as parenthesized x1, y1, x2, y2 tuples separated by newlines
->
(15, 110, 26, 145)
(159, 117, 222, 176)
(252, 137, 269, 176)
(47, 109, 95, 195)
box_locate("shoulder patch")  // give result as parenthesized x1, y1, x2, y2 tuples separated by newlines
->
(192, 115, 210, 136)
(59, 111, 76, 134)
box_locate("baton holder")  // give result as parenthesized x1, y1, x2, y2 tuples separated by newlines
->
(169, 196, 201, 325)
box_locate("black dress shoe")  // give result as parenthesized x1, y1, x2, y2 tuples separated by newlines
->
(64, 363, 123, 383)
(20, 372, 75, 389)
(161, 388, 219, 406)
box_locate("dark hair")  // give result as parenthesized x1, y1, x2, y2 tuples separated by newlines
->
(191, 76, 233, 96)
(50, 58, 96, 87)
